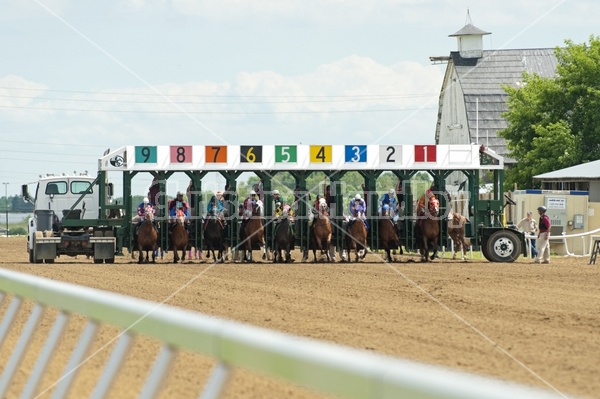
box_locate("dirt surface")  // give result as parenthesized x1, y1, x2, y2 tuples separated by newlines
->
(0, 236, 599, 399)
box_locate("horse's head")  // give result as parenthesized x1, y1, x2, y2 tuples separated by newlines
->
(382, 204, 390, 217)
(175, 208, 186, 225)
(144, 206, 154, 221)
(428, 197, 440, 216)
(251, 200, 261, 215)
(318, 200, 329, 216)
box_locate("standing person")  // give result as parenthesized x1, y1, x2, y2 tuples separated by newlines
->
(534, 206, 551, 264)
(148, 175, 160, 208)
(186, 180, 197, 218)
(517, 211, 538, 258)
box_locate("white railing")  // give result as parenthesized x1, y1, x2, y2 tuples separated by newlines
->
(0, 269, 571, 399)
(523, 227, 600, 257)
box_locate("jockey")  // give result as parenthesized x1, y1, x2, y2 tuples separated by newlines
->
(346, 193, 368, 230)
(133, 197, 157, 233)
(272, 189, 289, 215)
(133, 197, 153, 225)
(378, 188, 398, 218)
(169, 193, 190, 232)
(417, 186, 436, 218)
(168, 191, 190, 217)
(206, 194, 224, 216)
(242, 190, 262, 219)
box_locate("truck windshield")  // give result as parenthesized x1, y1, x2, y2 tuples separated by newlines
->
(45, 181, 67, 195)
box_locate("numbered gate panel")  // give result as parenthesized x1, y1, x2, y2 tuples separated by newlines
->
(100, 144, 488, 171)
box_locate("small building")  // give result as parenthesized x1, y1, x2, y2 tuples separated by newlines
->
(534, 160, 600, 202)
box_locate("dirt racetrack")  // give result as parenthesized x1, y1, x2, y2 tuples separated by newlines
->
(0, 236, 599, 399)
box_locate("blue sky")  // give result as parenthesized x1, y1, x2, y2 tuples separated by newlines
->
(1, 0, 597, 196)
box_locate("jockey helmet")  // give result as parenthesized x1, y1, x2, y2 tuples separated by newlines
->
(388, 188, 395, 195)
(143, 197, 149, 203)
(176, 191, 183, 197)
(275, 201, 281, 208)
(537, 206, 547, 212)
(249, 190, 257, 195)
(216, 190, 222, 196)
(355, 193, 362, 200)
(272, 189, 279, 195)
(319, 198, 327, 206)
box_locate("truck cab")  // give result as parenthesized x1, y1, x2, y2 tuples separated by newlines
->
(22, 173, 116, 264)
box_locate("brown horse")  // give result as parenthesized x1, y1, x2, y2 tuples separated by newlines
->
(204, 212, 226, 263)
(379, 207, 403, 262)
(307, 202, 332, 262)
(414, 197, 440, 262)
(272, 209, 295, 263)
(448, 211, 470, 261)
(241, 202, 266, 262)
(345, 214, 367, 263)
(170, 209, 189, 263)
(136, 208, 157, 264)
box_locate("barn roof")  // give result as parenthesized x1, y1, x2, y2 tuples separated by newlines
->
(450, 48, 558, 162)
(534, 160, 600, 181)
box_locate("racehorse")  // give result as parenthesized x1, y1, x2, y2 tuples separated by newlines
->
(448, 211, 470, 261)
(272, 207, 295, 263)
(308, 202, 332, 262)
(241, 202, 266, 262)
(204, 211, 226, 263)
(170, 209, 189, 263)
(379, 206, 403, 262)
(136, 207, 157, 264)
(414, 197, 440, 262)
(345, 212, 367, 262)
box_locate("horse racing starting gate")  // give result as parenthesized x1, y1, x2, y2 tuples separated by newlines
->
(87, 143, 524, 262)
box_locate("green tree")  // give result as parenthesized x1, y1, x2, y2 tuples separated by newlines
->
(500, 35, 600, 189)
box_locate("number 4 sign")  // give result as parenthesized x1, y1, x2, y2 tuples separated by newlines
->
(414, 145, 437, 163)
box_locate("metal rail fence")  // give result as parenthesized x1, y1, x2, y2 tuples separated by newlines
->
(0, 269, 571, 399)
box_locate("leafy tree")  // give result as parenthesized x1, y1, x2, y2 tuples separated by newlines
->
(500, 35, 600, 189)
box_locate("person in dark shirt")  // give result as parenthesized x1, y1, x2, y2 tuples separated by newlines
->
(534, 206, 551, 264)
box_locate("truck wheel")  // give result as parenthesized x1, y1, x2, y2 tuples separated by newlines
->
(93, 258, 103, 264)
(45, 259, 55, 264)
(486, 230, 521, 262)
(29, 249, 34, 263)
(32, 235, 43, 264)
(105, 258, 115, 264)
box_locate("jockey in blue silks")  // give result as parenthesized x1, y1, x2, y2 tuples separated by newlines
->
(378, 188, 398, 219)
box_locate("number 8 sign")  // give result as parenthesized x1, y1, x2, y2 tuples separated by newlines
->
(169, 146, 192, 164)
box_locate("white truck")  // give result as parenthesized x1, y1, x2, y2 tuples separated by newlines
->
(22, 173, 117, 264)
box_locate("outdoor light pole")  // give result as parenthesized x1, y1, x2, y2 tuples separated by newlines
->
(2, 183, 8, 237)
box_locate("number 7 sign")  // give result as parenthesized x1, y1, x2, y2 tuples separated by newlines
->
(414, 145, 436, 163)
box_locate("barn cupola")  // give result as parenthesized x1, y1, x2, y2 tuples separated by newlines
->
(449, 10, 490, 59)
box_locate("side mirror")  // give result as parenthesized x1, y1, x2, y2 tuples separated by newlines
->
(21, 184, 31, 203)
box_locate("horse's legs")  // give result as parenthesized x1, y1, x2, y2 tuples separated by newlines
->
(151, 248, 156, 263)
(138, 249, 143, 264)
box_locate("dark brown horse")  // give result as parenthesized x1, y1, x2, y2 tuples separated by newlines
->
(345, 215, 367, 263)
(379, 207, 403, 262)
(170, 209, 189, 263)
(204, 212, 226, 263)
(309, 202, 332, 262)
(414, 197, 440, 262)
(241, 202, 266, 262)
(272, 208, 295, 263)
(448, 211, 470, 261)
(136, 208, 157, 264)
